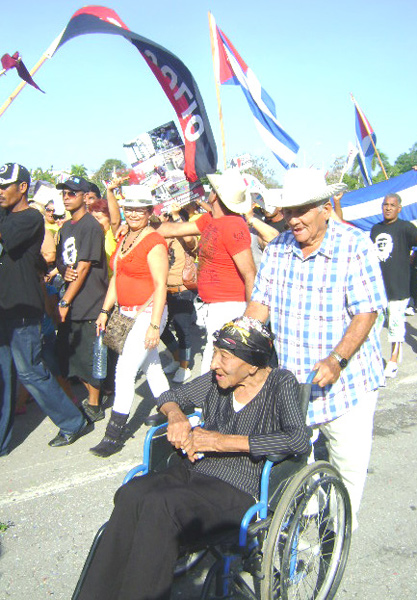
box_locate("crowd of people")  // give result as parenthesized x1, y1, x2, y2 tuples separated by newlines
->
(1, 160, 416, 564)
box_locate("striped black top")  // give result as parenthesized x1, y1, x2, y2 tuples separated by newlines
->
(156, 369, 310, 499)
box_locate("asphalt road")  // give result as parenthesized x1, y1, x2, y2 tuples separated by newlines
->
(0, 317, 416, 599)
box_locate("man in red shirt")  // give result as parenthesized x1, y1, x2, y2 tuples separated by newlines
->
(157, 169, 256, 373)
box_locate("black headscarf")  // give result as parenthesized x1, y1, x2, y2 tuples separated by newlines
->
(213, 316, 274, 367)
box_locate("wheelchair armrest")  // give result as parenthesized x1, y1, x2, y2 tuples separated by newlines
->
(144, 413, 167, 427)
(266, 453, 291, 463)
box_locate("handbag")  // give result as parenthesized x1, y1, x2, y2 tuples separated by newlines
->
(182, 251, 198, 291)
(102, 239, 153, 354)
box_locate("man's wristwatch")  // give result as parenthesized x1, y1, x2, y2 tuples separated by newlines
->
(330, 351, 348, 369)
(58, 299, 71, 308)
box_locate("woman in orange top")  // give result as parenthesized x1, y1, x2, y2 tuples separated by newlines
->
(92, 186, 169, 457)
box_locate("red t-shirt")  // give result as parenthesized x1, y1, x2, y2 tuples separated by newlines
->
(195, 213, 251, 303)
(111, 231, 167, 306)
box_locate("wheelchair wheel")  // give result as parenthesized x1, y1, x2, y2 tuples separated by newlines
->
(260, 461, 351, 600)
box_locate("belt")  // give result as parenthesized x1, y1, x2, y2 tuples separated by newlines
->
(167, 285, 186, 294)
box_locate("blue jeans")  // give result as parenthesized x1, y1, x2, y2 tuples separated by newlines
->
(160, 290, 196, 362)
(0, 318, 85, 456)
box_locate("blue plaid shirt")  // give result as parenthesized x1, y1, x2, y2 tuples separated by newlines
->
(252, 219, 387, 425)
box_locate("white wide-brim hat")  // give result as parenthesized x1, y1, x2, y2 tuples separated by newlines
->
(120, 185, 155, 208)
(259, 188, 283, 214)
(207, 168, 252, 215)
(281, 168, 347, 208)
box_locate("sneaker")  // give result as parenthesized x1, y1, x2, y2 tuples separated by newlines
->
(172, 367, 192, 383)
(81, 398, 105, 422)
(163, 360, 180, 374)
(384, 361, 398, 379)
(405, 307, 415, 316)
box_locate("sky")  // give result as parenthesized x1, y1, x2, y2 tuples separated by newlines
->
(0, 0, 416, 184)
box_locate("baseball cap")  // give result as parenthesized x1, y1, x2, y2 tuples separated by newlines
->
(56, 175, 90, 193)
(0, 163, 31, 186)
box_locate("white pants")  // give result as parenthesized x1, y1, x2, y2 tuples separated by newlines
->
(113, 305, 169, 415)
(312, 389, 378, 531)
(200, 301, 247, 374)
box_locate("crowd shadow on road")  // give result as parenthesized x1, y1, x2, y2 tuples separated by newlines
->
(405, 320, 417, 354)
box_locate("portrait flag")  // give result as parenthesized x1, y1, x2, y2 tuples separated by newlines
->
(209, 12, 299, 169)
(1, 52, 44, 92)
(48, 6, 217, 182)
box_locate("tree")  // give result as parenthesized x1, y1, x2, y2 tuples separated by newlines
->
(30, 166, 58, 185)
(70, 164, 88, 178)
(92, 158, 128, 195)
(240, 155, 280, 188)
(394, 143, 417, 175)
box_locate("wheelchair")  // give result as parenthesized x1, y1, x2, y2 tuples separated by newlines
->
(73, 373, 352, 599)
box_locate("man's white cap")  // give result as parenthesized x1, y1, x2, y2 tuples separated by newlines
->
(207, 168, 252, 214)
(281, 168, 347, 208)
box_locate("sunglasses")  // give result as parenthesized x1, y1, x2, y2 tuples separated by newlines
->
(124, 208, 149, 215)
(45, 208, 54, 213)
(62, 189, 81, 197)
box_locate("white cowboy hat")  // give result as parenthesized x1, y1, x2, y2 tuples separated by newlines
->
(260, 188, 283, 214)
(281, 168, 347, 208)
(120, 185, 155, 208)
(207, 168, 252, 214)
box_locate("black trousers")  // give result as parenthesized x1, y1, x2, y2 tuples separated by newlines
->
(78, 463, 254, 600)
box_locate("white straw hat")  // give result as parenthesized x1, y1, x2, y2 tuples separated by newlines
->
(281, 168, 347, 208)
(207, 168, 252, 214)
(120, 185, 155, 208)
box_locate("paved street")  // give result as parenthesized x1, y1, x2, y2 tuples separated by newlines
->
(0, 317, 416, 599)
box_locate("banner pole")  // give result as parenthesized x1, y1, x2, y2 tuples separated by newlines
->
(350, 93, 388, 180)
(0, 31, 64, 119)
(208, 12, 227, 171)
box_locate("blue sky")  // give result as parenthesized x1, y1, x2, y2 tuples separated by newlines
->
(0, 0, 416, 184)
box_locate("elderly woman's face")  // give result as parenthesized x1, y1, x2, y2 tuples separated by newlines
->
(210, 346, 252, 389)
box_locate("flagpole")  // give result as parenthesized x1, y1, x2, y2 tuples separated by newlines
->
(0, 31, 64, 119)
(208, 12, 227, 171)
(350, 93, 388, 180)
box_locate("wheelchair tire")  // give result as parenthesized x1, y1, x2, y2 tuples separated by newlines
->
(260, 461, 351, 600)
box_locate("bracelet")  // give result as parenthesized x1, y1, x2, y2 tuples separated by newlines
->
(149, 322, 160, 330)
(100, 309, 111, 316)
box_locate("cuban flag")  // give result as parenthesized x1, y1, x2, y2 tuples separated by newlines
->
(352, 95, 376, 186)
(47, 5, 217, 182)
(341, 169, 417, 231)
(209, 13, 299, 169)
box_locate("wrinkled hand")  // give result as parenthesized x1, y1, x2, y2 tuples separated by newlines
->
(144, 325, 160, 350)
(182, 428, 223, 463)
(64, 266, 78, 282)
(167, 412, 192, 450)
(312, 356, 341, 387)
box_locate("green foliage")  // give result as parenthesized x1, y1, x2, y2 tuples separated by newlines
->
(394, 143, 417, 175)
(92, 159, 128, 195)
(242, 155, 280, 188)
(31, 166, 57, 185)
(70, 164, 88, 178)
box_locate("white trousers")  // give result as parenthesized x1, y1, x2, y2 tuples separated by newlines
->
(200, 301, 247, 374)
(312, 389, 378, 531)
(113, 305, 169, 415)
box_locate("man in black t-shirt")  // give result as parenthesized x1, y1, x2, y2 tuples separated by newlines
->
(371, 193, 417, 378)
(0, 163, 88, 456)
(56, 176, 108, 422)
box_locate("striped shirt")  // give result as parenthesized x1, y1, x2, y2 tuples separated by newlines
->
(157, 369, 310, 499)
(252, 219, 387, 425)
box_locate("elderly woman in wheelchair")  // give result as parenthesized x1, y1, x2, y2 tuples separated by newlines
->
(76, 316, 351, 600)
